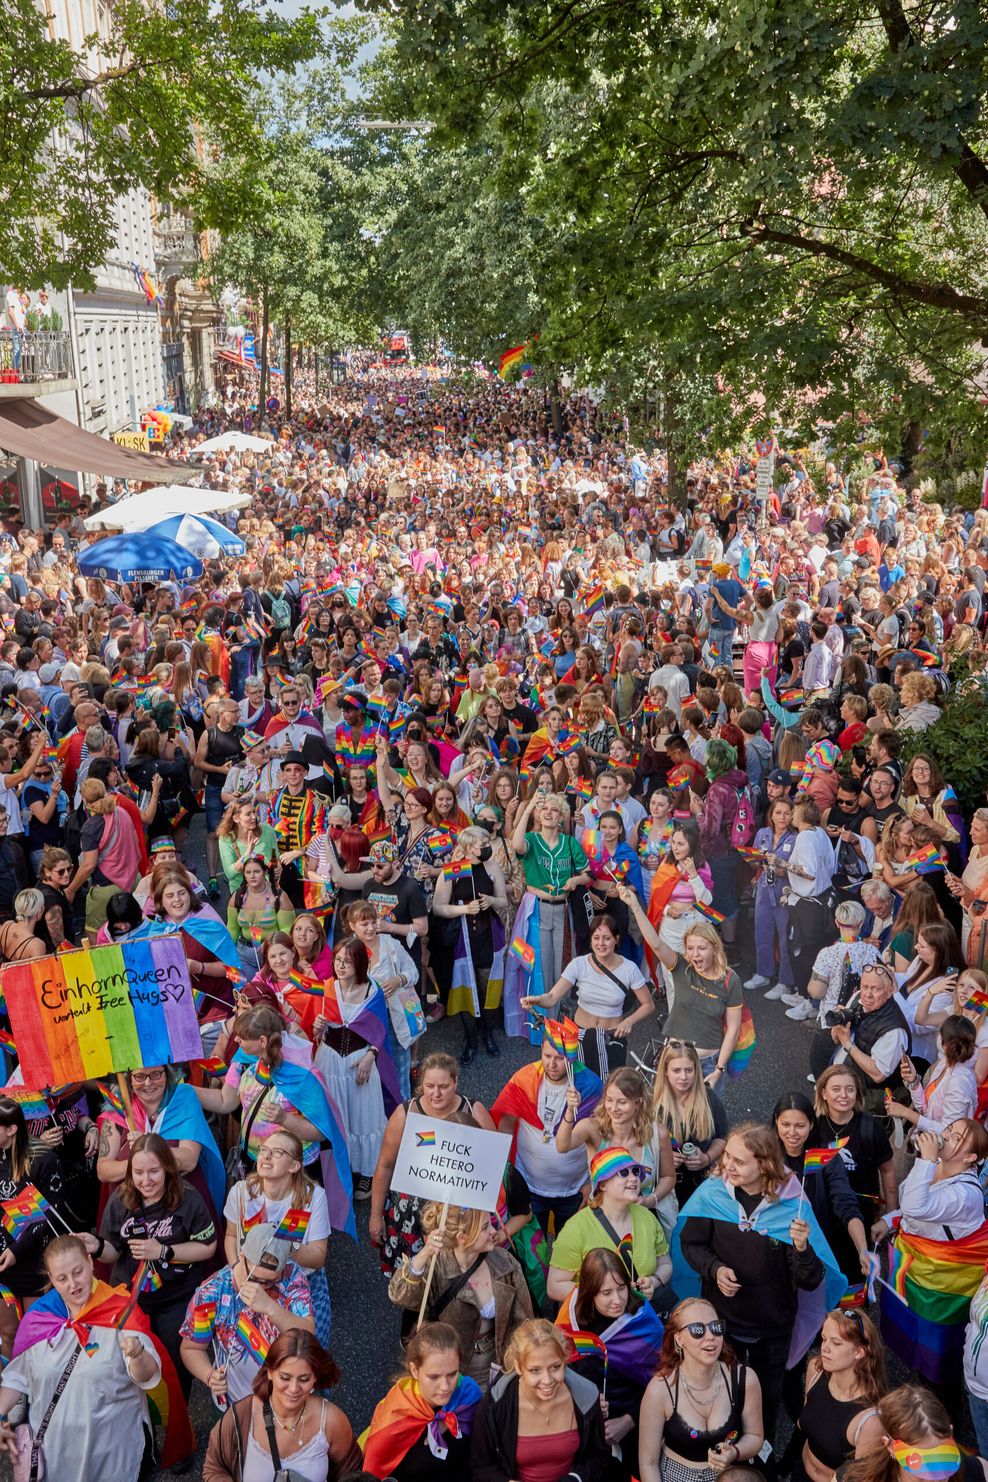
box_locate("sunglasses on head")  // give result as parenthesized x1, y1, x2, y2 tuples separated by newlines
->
(681, 1320, 725, 1338)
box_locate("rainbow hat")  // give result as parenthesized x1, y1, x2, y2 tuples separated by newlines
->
(589, 1146, 645, 1192)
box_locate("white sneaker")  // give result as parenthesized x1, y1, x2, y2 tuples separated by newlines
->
(744, 974, 770, 991)
(764, 983, 787, 1001)
(786, 999, 815, 1021)
(781, 991, 804, 1007)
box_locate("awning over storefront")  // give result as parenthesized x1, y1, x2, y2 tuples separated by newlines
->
(0, 397, 193, 483)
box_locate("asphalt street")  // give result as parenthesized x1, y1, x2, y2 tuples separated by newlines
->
(149, 815, 823, 1477)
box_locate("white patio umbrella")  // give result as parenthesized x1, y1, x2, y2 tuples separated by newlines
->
(84, 485, 250, 531)
(194, 432, 274, 455)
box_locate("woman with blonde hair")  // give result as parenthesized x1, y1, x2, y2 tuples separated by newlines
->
(948, 806, 988, 961)
(556, 1066, 675, 1224)
(388, 1200, 533, 1387)
(470, 1317, 609, 1482)
(652, 1040, 729, 1204)
(647, 917, 743, 1089)
(679, 1122, 832, 1444)
(0, 886, 47, 962)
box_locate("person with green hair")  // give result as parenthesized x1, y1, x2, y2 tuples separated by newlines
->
(690, 736, 749, 953)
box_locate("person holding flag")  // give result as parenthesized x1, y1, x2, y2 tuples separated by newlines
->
(773, 1093, 872, 1286)
(674, 1123, 845, 1444)
(492, 1029, 603, 1239)
(557, 1247, 665, 1475)
(432, 824, 509, 1064)
(547, 1148, 672, 1305)
(223, 1130, 331, 1347)
(520, 913, 654, 1077)
(0, 1232, 193, 1479)
(362, 1320, 482, 1481)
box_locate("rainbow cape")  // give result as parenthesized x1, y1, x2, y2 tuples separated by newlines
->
(491, 1059, 602, 1154)
(880, 1221, 988, 1382)
(13, 1279, 193, 1466)
(556, 1287, 664, 1386)
(670, 1173, 846, 1363)
(362, 1373, 482, 1477)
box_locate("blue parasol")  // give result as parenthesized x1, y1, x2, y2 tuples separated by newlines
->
(77, 532, 203, 583)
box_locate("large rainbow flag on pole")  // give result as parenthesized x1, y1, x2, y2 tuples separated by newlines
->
(879, 1222, 988, 1382)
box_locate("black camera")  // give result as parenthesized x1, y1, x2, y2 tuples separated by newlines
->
(824, 1003, 864, 1029)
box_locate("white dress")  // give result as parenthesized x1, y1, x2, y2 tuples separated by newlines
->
(3, 1324, 159, 1482)
(314, 989, 388, 1177)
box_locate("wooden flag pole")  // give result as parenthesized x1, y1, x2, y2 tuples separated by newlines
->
(116, 1072, 137, 1135)
(417, 1201, 449, 1329)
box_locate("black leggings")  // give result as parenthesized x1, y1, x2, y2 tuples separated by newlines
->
(148, 1293, 197, 1399)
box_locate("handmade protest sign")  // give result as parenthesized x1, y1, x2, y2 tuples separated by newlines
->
(1, 937, 202, 1089)
(391, 1111, 511, 1213)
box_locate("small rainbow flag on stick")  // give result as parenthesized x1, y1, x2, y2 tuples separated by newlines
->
(510, 937, 535, 972)
(694, 902, 726, 925)
(442, 858, 473, 882)
(965, 988, 988, 1013)
(802, 1139, 848, 1173)
(0, 1184, 51, 1240)
(273, 1207, 311, 1242)
(191, 1299, 217, 1341)
(2, 1088, 51, 1121)
(580, 583, 606, 616)
(568, 1329, 608, 1362)
(667, 766, 692, 791)
(235, 1311, 270, 1366)
(905, 844, 947, 874)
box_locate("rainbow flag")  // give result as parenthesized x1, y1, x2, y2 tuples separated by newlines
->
(839, 1283, 867, 1309)
(2, 1088, 51, 1121)
(568, 1330, 608, 1361)
(235, 1311, 270, 1366)
(273, 1207, 311, 1242)
(880, 1223, 988, 1382)
(734, 845, 765, 863)
(694, 901, 725, 925)
(905, 844, 947, 874)
(427, 830, 454, 858)
(442, 858, 473, 882)
(555, 732, 582, 757)
(908, 648, 939, 668)
(225, 965, 248, 989)
(965, 988, 988, 1013)
(0, 1183, 50, 1239)
(0, 1283, 21, 1320)
(890, 1443, 960, 1478)
(780, 687, 805, 705)
(667, 765, 692, 790)
(0, 1030, 15, 1053)
(580, 583, 605, 616)
(802, 1139, 848, 1173)
(568, 777, 595, 803)
(139, 1262, 163, 1294)
(195, 1057, 229, 1078)
(510, 937, 535, 972)
(190, 1298, 216, 1341)
(285, 970, 323, 999)
(366, 694, 389, 726)
(498, 343, 527, 380)
(725, 1003, 757, 1078)
(542, 1015, 580, 1061)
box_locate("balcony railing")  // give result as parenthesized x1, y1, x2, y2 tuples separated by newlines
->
(0, 329, 73, 384)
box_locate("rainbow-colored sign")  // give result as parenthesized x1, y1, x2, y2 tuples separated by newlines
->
(1, 938, 202, 1089)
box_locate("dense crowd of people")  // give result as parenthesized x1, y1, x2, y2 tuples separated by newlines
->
(0, 362, 984, 1481)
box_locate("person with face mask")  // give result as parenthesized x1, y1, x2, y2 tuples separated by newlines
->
(432, 826, 509, 1062)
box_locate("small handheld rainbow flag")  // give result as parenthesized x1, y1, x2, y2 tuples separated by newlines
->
(568, 1329, 608, 1362)
(568, 777, 595, 802)
(734, 846, 765, 863)
(427, 830, 454, 858)
(442, 858, 473, 881)
(802, 1139, 847, 1174)
(273, 1207, 311, 1242)
(580, 583, 605, 616)
(2, 1088, 51, 1121)
(694, 901, 726, 925)
(838, 1283, 867, 1309)
(510, 936, 536, 972)
(667, 766, 692, 791)
(0, 1184, 51, 1240)
(196, 1057, 229, 1078)
(139, 1262, 163, 1293)
(905, 843, 947, 874)
(225, 965, 248, 989)
(780, 687, 805, 705)
(0, 1284, 22, 1320)
(965, 988, 988, 1013)
(235, 1311, 270, 1366)
(191, 1299, 217, 1341)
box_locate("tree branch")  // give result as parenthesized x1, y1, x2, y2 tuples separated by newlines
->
(876, 0, 988, 221)
(17, 57, 159, 101)
(740, 219, 988, 319)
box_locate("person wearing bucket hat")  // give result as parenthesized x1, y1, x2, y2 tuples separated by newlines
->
(797, 738, 841, 812)
(546, 1147, 672, 1305)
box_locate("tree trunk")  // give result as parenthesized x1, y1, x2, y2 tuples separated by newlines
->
(900, 417, 922, 476)
(258, 287, 270, 413)
(314, 352, 319, 395)
(285, 314, 293, 421)
(549, 379, 563, 436)
(664, 379, 687, 507)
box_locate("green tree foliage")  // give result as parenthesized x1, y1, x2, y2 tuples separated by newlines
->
(355, 0, 988, 460)
(0, 0, 324, 287)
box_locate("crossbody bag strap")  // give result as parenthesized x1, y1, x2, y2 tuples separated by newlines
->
(262, 1401, 283, 1473)
(240, 1084, 272, 1156)
(590, 952, 631, 998)
(591, 1207, 635, 1281)
(429, 1251, 487, 1320)
(32, 1343, 83, 1474)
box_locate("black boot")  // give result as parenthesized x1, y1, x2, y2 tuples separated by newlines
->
(482, 1011, 501, 1057)
(461, 1017, 478, 1066)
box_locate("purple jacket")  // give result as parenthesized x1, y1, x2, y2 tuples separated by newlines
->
(699, 766, 748, 859)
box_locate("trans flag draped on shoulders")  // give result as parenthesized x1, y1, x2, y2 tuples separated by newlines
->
(234, 1050, 356, 1240)
(100, 1081, 225, 1220)
(669, 1173, 847, 1364)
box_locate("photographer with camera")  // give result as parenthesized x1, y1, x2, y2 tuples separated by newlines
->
(804, 901, 881, 1074)
(829, 961, 911, 1115)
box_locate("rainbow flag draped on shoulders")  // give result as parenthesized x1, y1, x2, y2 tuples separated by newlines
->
(879, 1221, 988, 1382)
(669, 1173, 846, 1363)
(490, 1059, 602, 1151)
(555, 1287, 664, 1386)
(361, 1373, 482, 1478)
(13, 1279, 194, 1466)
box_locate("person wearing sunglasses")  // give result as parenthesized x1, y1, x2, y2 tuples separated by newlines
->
(639, 1297, 765, 1482)
(547, 1147, 672, 1305)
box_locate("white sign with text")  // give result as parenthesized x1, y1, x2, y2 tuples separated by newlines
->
(391, 1111, 512, 1212)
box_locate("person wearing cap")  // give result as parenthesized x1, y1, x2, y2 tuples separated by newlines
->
(546, 1148, 672, 1304)
(221, 728, 280, 807)
(133, 836, 205, 913)
(361, 838, 429, 973)
(180, 1221, 314, 1404)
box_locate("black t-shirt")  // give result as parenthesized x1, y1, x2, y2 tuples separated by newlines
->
(502, 700, 539, 738)
(101, 1182, 215, 1310)
(811, 1111, 891, 1208)
(361, 872, 427, 928)
(22, 783, 62, 848)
